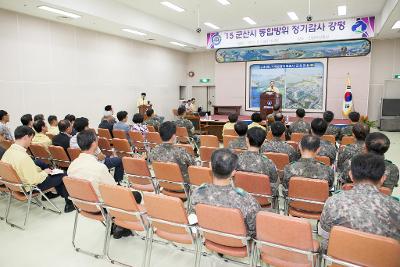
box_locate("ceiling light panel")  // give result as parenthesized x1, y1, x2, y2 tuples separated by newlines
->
(38, 6, 81, 19)
(243, 17, 256, 25)
(338, 5, 347, 16)
(160, 1, 185, 12)
(122, 29, 147, 36)
(287, 11, 299, 21)
(204, 22, 220, 30)
(217, 0, 231, 6)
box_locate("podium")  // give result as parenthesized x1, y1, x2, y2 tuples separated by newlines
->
(260, 92, 282, 119)
(138, 104, 152, 116)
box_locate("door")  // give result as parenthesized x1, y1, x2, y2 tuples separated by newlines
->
(207, 86, 216, 113)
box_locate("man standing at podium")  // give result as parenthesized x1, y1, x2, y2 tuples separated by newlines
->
(136, 92, 151, 111)
(266, 80, 280, 94)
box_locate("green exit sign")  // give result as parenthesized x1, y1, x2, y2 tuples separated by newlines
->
(394, 74, 400, 79)
(200, 78, 210, 83)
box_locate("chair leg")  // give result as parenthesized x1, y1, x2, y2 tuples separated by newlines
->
(4, 192, 12, 222)
(144, 228, 154, 267)
(194, 233, 202, 267)
(5, 191, 33, 230)
(0, 192, 10, 220)
(38, 190, 61, 214)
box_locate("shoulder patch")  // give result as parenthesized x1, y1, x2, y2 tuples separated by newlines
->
(198, 183, 208, 190)
(234, 187, 246, 196)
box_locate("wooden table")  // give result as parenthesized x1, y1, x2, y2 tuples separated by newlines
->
(213, 105, 241, 115)
(200, 119, 225, 141)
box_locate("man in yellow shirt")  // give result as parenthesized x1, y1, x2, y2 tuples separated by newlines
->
(32, 120, 52, 148)
(223, 113, 238, 134)
(1, 126, 74, 212)
(248, 112, 266, 131)
(47, 115, 59, 135)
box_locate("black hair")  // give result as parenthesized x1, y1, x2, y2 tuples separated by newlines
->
(34, 114, 44, 121)
(228, 113, 239, 123)
(211, 148, 238, 179)
(146, 109, 154, 117)
(33, 120, 46, 133)
(273, 104, 280, 112)
(271, 121, 286, 137)
(177, 106, 186, 116)
(14, 126, 35, 140)
(365, 132, 390, 155)
(64, 114, 76, 123)
(48, 115, 57, 125)
(311, 118, 328, 136)
(234, 121, 248, 136)
(296, 108, 306, 118)
(73, 117, 89, 132)
(132, 113, 144, 124)
(0, 110, 8, 121)
(117, 111, 128, 121)
(159, 121, 176, 141)
(21, 114, 33, 126)
(274, 113, 284, 123)
(141, 92, 146, 96)
(58, 120, 71, 132)
(300, 135, 320, 152)
(191, 98, 195, 101)
(351, 153, 385, 183)
(105, 105, 112, 111)
(323, 111, 334, 123)
(77, 129, 97, 151)
(348, 111, 360, 123)
(251, 112, 262, 123)
(352, 123, 370, 141)
(247, 127, 266, 148)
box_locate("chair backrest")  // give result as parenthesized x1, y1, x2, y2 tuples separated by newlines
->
(200, 146, 217, 165)
(0, 161, 24, 192)
(196, 204, 248, 248)
(267, 132, 285, 141)
(341, 136, 356, 146)
(98, 128, 112, 140)
(176, 127, 190, 143)
(322, 135, 336, 145)
(223, 135, 238, 148)
(315, 155, 331, 166)
(152, 161, 185, 191)
(29, 144, 52, 165)
(188, 166, 213, 186)
(67, 147, 81, 161)
(112, 138, 133, 157)
(0, 140, 13, 150)
(128, 131, 146, 150)
(174, 144, 195, 156)
(223, 128, 238, 136)
(63, 176, 101, 213)
(327, 226, 400, 267)
(200, 135, 219, 148)
(287, 141, 299, 151)
(122, 157, 152, 186)
(147, 132, 162, 148)
(342, 183, 392, 196)
(97, 137, 113, 157)
(288, 177, 329, 212)
(264, 152, 289, 171)
(290, 132, 305, 143)
(48, 145, 70, 168)
(112, 129, 127, 140)
(147, 125, 156, 132)
(234, 171, 272, 206)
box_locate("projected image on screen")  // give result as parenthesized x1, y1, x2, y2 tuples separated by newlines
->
(246, 59, 327, 112)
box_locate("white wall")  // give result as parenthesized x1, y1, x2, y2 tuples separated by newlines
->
(185, 51, 215, 99)
(0, 9, 188, 131)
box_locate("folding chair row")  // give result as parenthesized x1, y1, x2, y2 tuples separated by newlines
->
(28, 144, 81, 169)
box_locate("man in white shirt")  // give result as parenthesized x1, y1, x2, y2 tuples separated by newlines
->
(136, 92, 151, 111)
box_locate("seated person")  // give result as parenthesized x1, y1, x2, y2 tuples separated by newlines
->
(1, 126, 74, 212)
(283, 135, 334, 196)
(248, 112, 266, 131)
(21, 114, 33, 128)
(341, 111, 360, 138)
(337, 123, 370, 172)
(223, 113, 238, 134)
(272, 104, 280, 117)
(273, 113, 285, 124)
(144, 109, 161, 131)
(191, 148, 261, 237)
(311, 118, 337, 165)
(319, 153, 400, 251)
(70, 117, 124, 184)
(228, 121, 248, 150)
(47, 115, 59, 135)
(52, 120, 72, 151)
(261, 122, 299, 162)
(189, 98, 197, 113)
(288, 108, 310, 134)
(0, 110, 13, 141)
(130, 113, 149, 137)
(98, 114, 115, 137)
(237, 127, 279, 196)
(149, 121, 195, 183)
(113, 111, 130, 139)
(102, 105, 116, 124)
(266, 115, 275, 132)
(64, 114, 77, 136)
(175, 106, 200, 147)
(32, 120, 52, 149)
(323, 111, 340, 140)
(34, 114, 45, 122)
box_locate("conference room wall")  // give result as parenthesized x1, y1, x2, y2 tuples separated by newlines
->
(0, 9, 188, 131)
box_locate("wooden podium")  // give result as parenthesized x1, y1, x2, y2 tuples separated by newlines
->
(260, 92, 282, 119)
(138, 104, 152, 116)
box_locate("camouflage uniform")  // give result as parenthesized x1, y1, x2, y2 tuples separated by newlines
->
(175, 117, 200, 147)
(325, 124, 341, 140)
(289, 119, 311, 134)
(337, 141, 364, 172)
(320, 183, 400, 251)
(236, 151, 279, 196)
(228, 136, 248, 150)
(340, 124, 354, 138)
(145, 117, 161, 131)
(150, 143, 195, 183)
(191, 184, 261, 237)
(260, 138, 300, 162)
(318, 139, 337, 165)
(283, 158, 334, 196)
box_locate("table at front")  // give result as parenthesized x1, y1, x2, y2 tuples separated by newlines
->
(213, 105, 241, 115)
(200, 120, 226, 141)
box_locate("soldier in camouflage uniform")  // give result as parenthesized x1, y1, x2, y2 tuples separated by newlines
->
(149, 121, 195, 183)
(191, 149, 261, 237)
(323, 111, 341, 140)
(319, 154, 400, 251)
(311, 118, 337, 165)
(228, 121, 248, 150)
(236, 127, 279, 196)
(175, 106, 200, 148)
(288, 108, 311, 135)
(261, 121, 300, 162)
(340, 111, 360, 140)
(144, 109, 161, 131)
(283, 135, 334, 196)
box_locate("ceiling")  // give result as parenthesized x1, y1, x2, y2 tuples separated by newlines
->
(0, 0, 399, 52)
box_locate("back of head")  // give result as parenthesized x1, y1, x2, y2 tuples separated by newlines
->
(228, 113, 239, 123)
(247, 127, 266, 148)
(48, 115, 57, 125)
(21, 114, 33, 126)
(132, 113, 144, 124)
(300, 135, 320, 152)
(141, 92, 146, 97)
(74, 117, 89, 133)
(58, 120, 71, 133)
(323, 110, 334, 123)
(211, 148, 238, 179)
(159, 121, 176, 142)
(14, 126, 35, 140)
(271, 121, 286, 137)
(0, 110, 8, 121)
(348, 111, 360, 123)
(352, 123, 370, 141)
(177, 106, 186, 116)
(234, 121, 248, 136)
(311, 118, 327, 136)
(77, 129, 97, 151)
(117, 111, 128, 122)
(273, 104, 280, 112)
(351, 153, 385, 184)
(296, 108, 306, 118)
(146, 109, 154, 118)
(267, 115, 275, 125)
(64, 114, 76, 123)
(105, 105, 112, 112)
(251, 112, 262, 123)
(274, 113, 284, 123)
(365, 132, 390, 155)
(34, 114, 44, 122)
(33, 119, 46, 133)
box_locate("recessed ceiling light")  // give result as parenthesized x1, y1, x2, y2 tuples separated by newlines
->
(160, 1, 185, 12)
(122, 29, 147, 36)
(243, 17, 256, 25)
(287, 11, 299, 21)
(338, 5, 347, 16)
(217, 0, 231, 6)
(204, 22, 220, 30)
(38, 6, 80, 19)
(170, 41, 186, 47)
(392, 20, 400, 29)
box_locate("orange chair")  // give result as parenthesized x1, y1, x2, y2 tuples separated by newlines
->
(291, 132, 305, 142)
(200, 135, 219, 148)
(0, 140, 13, 150)
(174, 143, 195, 156)
(143, 193, 199, 267)
(0, 179, 10, 220)
(112, 138, 134, 158)
(63, 177, 106, 258)
(128, 131, 148, 154)
(341, 136, 356, 146)
(322, 135, 336, 145)
(98, 128, 113, 141)
(287, 141, 299, 151)
(112, 129, 127, 140)
(99, 184, 148, 266)
(316, 155, 331, 166)
(67, 147, 81, 161)
(188, 166, 213, 187)
(324, 226, 400, 267)
(264, 152, 289, 173)
(267, 131, 285, 141)
(98, 137, 114, 157)
(29, 144, 53, 166)
(0, 162, 61, 230)
(285, 177, 329, 220)
(342, 183, 392, 196)
(253, 211, 320, 267)
(200, 146, 217, 167)
(146, 132, 162, 149)
(223, 135, 238, 148)
(195, 204, 252, 266)
(48, 145, 70, 168)
(147, 125, 156, 132)
(122, 157, 155, 192)
(152, 161, 188, 201)
(223, 128, 238, 136)
(176, 127, 191, 144)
